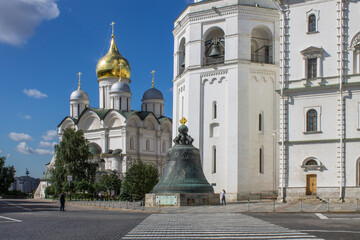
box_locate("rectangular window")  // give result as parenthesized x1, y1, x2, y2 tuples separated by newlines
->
(307, 58, 317, 79)
(212, 146, 216, 174)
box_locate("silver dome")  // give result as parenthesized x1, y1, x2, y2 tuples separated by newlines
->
(110, 82, 131, 93)
(70, 89, 89, 101)
(142, 87, 164, 100)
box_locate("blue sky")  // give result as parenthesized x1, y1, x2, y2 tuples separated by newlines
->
(0, 0, 191, 178)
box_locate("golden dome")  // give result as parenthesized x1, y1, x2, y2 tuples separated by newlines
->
(96, 36, 131, 80)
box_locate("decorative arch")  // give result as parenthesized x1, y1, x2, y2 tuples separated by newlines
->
(126, 115, 141, 128)
(250, 25, 273, 64)
(77, 111, 101, 131)
(104, 111, 125, 128)
(161, 121, 172, 132)
(58, 118, 76, 133)
(143, 114, 159, 130)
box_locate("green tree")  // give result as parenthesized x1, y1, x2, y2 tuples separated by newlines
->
(0, 156, 16, 195)
(120, 161, 158, 201)
(51, 128, 98, 194)
(100, 173, 122, 196)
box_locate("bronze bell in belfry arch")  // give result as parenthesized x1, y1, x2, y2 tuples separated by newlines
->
(151, 118, 214, 194)
(181, 58, 185, 68)
(208, 43, 222, 58)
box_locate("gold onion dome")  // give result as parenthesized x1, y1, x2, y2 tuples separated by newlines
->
(96, 35, 131, 80)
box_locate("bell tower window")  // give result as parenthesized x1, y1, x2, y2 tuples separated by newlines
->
(203, 27, 225, 66)
(251, 26, 273, 64)
(178, 38, 186, 75)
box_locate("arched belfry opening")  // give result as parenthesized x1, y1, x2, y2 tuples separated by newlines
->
(251, 26, 273, 64)
(179, 38, 186, 75)
(203, 27, 225, 66)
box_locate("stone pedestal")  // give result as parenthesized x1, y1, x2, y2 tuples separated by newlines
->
(145, 193, 220, 207)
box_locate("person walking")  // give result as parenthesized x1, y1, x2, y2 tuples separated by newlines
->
(60, 192, 66, 211)
(220, 189, 226, 205)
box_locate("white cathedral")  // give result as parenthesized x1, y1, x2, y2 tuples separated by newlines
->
(37, 0, 360, 202)
(35, 32, 172, 199)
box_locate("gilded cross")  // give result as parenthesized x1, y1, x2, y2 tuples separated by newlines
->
(151, 70, 156, 88)
(77, 72, 82, 89)
(110, 21, 115, 36)
(180, 117, 187, 125)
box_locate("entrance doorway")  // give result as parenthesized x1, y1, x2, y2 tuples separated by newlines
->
(306, 174, 317, 195)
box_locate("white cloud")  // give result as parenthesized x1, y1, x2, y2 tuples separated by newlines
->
(0, 149, 2, 154)
(0, 0, 60, 46)
(16, 142, 53, 155)
(42, 130, 57, 141)
(6, 153, 10, 158)
(18, 113, 32, 120)
(38, 141, 57, 148)
(8, 132, 33, 141)
(23, 89, 48, 99)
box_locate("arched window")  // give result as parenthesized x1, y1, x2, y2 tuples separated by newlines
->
(308, 14, 316, 33)
(259, 113, 263, 131)
(305, 159, 318, 166)
(306, 109, 317, 132)
(213, 101, 217, 119)
(162, 141, 167, 152)
(179, 38, 186, 75)
(204, 27, 225, 66)
(251, 26, 273, 64)
(130, 137, 134, 150)
(259, 148, 264, 174)
(212, 146, 217, 173)
(146, 139, 150, 151)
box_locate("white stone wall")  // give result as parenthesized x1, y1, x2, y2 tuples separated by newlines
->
(281, 0, 360, 200)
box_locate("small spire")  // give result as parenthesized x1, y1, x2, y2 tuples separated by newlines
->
(151, 70, 156, 88)
(78, 72, 82, 89)
(110, 21, 115, 37)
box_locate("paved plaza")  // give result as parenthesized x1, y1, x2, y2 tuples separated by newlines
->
(1, 199, 360, 239)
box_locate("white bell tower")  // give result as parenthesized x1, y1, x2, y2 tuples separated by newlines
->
(172, 0, 280, 200)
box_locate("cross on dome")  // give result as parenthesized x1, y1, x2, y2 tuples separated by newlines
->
(151, 70, 156, 88)
(180, 117, 187, 125)
(110, 21, 115, 37)
(78, 72, 82, 89)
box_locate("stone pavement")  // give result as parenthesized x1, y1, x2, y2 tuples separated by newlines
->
(122, 213, 323, 239)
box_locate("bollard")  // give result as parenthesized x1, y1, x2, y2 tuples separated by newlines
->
(133, 200, 135, 210)
(247, 200, 250, 212)
(126, 200, 128, 209)
(357, 199, 359, 212)
(327, 199, 330, 212)
(158, 200, 161, 211)
(300, 199, 303, 212)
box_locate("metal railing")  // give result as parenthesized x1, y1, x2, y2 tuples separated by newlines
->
(65, 198, 360, 213)
(251, 54, 273, 64)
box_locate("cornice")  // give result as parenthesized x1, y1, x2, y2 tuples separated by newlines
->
(201, 69, 228, 78)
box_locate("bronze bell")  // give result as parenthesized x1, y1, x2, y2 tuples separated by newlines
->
(208, 43, 222, 58)
(152, 123, 214, 194)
